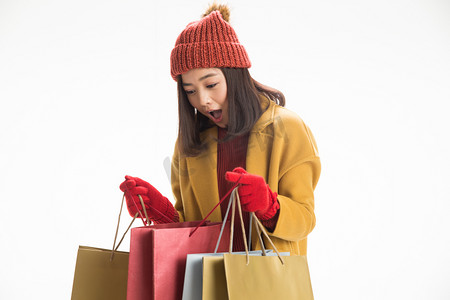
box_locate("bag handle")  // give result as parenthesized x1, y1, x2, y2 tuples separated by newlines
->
(111, 188, 178, 261)
(110, 193, 138, 261)
(228, 188, 267, 255)
(211, 186, 266, 255)
(212, 187, 250, 263)
(233, 188, 250, 264)
(189, 181, 241, 237)
(124, 186, 175, 226)
(138, 195, 177, 224)
(251, 213, 267, 256)
(251, 212, 285, 264)
(251, 213, 285, 264)
(213, 190, 235, 253)
(211, 185, 258, 254)
(227, 199, 266, 254)
(233, 191, 285, 265)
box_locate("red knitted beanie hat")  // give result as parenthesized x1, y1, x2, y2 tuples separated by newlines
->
(170, 4, 251, 81)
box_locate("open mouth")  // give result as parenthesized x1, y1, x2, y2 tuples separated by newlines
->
(208, 109, 223, 123)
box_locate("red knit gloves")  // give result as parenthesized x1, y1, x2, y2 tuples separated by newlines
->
(225, 167, 280, 220)
(119, 175, 179, 224)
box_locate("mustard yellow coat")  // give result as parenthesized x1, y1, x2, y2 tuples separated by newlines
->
(171, 96, 321, 255)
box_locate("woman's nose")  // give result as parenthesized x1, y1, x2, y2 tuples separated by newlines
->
(199, 92, 212, 106)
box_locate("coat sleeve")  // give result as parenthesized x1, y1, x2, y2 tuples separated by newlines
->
(268, 110, 321, 242)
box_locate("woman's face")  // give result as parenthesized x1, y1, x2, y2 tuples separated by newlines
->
(181, 68, 229, 128)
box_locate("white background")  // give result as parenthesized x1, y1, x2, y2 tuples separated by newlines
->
(1, 0, 449, 299)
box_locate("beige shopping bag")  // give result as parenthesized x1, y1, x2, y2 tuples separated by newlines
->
(71, 246, 129, 300)
(223, 252, 313, 300)
(71, 194, 138, 300)
(202, 188, 314, 300)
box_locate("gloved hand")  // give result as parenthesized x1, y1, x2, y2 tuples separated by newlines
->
(119, 175, 179, 224)
(225, 167, 280, 220)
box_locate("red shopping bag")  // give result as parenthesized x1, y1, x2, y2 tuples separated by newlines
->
(127, 220, 230, 300)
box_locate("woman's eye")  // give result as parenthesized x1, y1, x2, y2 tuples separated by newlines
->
(185, 90, 195, 95)
(207, 83, 218, 88)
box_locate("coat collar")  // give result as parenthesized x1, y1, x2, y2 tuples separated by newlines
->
(185, 95, 277, 219)
(251, 95, 276, 133)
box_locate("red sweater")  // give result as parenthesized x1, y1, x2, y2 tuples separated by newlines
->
(217, 127, 279, 251)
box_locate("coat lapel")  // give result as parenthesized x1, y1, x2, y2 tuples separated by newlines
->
(246, 96, 275, 176)
(185, 126, 222, 221)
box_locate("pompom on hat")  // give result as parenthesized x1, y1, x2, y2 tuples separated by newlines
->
(170, 4, 251, 81)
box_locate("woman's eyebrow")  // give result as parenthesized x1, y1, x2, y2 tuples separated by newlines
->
(199, 73, 217, 81)
(182, 73, 218, 86)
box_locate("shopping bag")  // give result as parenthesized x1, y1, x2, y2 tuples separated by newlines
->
(183, 190, 287, 300)
(71, 246, 129, 300)
(201, 250, 291, 300)
(71, 194, 136, 300)
(184, 250, 282, 300)
(202, 188, 314, 300)
(126, 220, 230, 300)
(224, 190, 314, 300)
(224, 253, 313, 300)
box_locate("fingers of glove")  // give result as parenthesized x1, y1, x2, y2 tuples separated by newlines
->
(125, 186, 149, 197)
(226, 171, 265, 185)
(237, 188, 269, 211)
(240, 200, 258, 212)
(123, 175, 153, 190)
(124, 189, 150, 205)
(225, 171, 251, 183)
(124, 194, 142, 215)
(124, 175, 134, 181)
(126, 205, 138, 216)
(124, 194, 138, 206)
(126, 202, 152, 218)
(243, 173, 266, 186)
(119, 182, 126, 192)
(238, 195, 253, 209)
(231, 167, 247, 174)
(132, 176, 152, 189)
(125, 193, 153, 215)
(120, 178, 136, 192)
(237, 184, 254, 197)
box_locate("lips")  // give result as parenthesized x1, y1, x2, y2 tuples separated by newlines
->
(208, 109, 223, 123)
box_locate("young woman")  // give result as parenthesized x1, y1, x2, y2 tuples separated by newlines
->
(120, 4, 321, 256)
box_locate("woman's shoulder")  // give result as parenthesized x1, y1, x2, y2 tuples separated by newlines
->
(271, 102, 309, 132)
(270, 102, 319, 157)
(255, 96, 304, 131)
